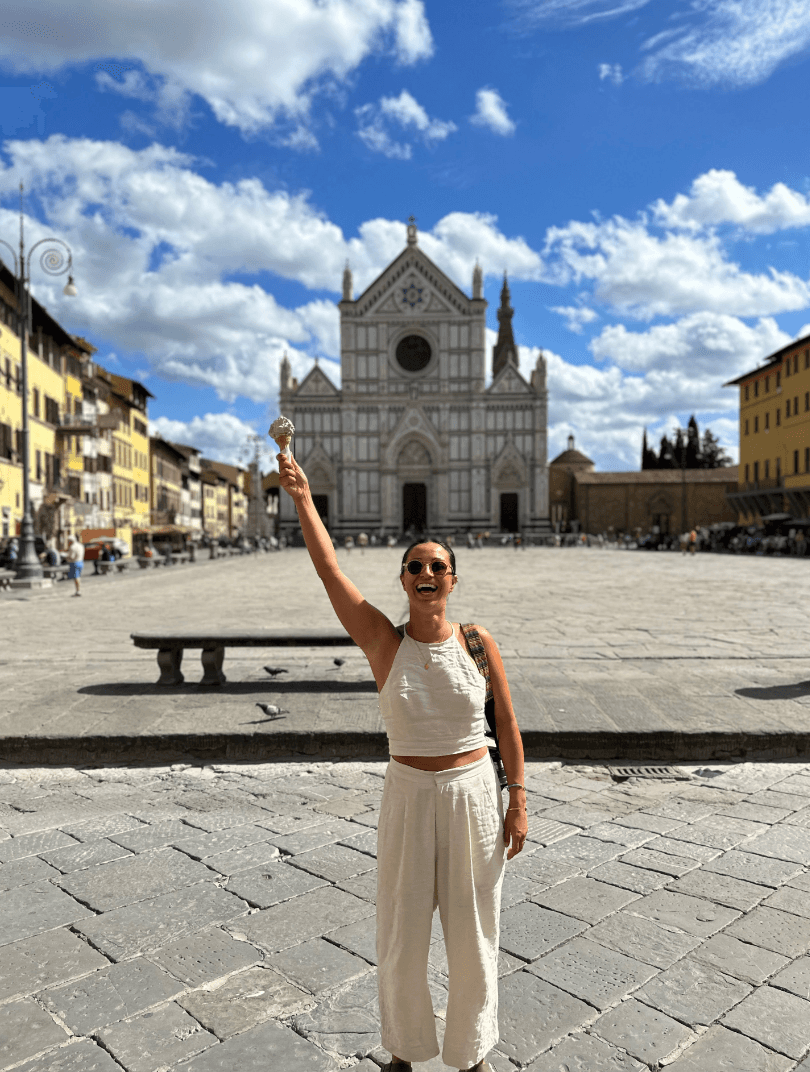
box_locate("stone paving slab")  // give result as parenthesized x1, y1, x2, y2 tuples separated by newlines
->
(4, 756, 810, 1069)
(3, 549, 810, 763)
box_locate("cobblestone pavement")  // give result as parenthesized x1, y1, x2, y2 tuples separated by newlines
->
(2, 548, 810, 760)
(3, 756, 810, 1071)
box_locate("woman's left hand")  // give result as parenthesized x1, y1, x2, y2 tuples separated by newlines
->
(503, 804, 528, 859)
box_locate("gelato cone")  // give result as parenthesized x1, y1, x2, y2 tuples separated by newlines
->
(269, 416, 295, 457)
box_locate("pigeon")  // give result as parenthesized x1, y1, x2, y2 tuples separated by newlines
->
(333, 657, 346, 668)
(255, 703, 286, 720)
(263, 666, 288, 677)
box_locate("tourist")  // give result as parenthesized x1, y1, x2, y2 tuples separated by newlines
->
(278, 449, 527, 1072)
(67, 536, 84, 596)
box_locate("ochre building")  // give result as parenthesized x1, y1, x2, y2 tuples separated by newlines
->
(725, 332, 810, 520)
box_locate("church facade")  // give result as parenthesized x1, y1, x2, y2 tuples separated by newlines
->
(278, 220, 549, 539)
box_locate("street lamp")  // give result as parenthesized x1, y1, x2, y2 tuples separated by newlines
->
(240, 433, 274, 543)
(0, 182, 77, 587)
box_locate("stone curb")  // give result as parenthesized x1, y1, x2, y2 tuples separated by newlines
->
(3, 728, 810, 765)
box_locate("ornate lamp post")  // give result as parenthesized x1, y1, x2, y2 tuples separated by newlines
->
(240, 433, 274, 543)
(0, 182, 77, 586)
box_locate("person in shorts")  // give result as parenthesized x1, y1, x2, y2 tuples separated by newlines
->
(67, 537, 85, 596)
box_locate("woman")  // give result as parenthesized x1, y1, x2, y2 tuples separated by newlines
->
(67, 536, 84, 596)
(278, 451, 528, 1072)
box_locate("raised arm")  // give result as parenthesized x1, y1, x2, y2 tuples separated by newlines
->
(277, 452, 399, 656)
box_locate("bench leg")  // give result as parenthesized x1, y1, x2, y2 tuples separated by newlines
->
(200, 646, 226, 686)
(157, 648, 184, 685)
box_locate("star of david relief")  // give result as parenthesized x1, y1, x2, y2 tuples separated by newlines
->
(402, 282, 423, 308)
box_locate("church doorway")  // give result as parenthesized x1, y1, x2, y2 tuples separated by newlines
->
(312, 494, 329, 530)
(500, 492, 518, 532)
(403, 483, 427, 534)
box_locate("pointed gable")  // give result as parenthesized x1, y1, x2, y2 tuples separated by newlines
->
(353, 245, 474, 319)
(293, 363, 340, 398)
(487, 363, 531, 396)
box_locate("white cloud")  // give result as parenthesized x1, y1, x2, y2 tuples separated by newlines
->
(511, 0, 650, 29)
(0, 0, 433, 134)
(551, 305, 599, 333)
(470, 88, 516, 136)
(653, 169, 810, 234)
(543, 215, 810, 319)
(0, 135, 540, 403)
(356, 90, 456, 158)
(514, 0, 810, 88)
(589, 312, 791, 374)
(150, 412, 262, 464)
(598, 63, 624, 85)
(640, 0, 810, 87)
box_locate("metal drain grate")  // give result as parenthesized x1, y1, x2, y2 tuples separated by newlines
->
(608, 764, 692, 781)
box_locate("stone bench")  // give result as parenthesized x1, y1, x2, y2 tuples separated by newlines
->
(98, 559, 133, 575)
(0, 568, 15, 590)
(131, 629, 357, 685)
(137, 556, 161, 569)
(43, 563, 70, 581)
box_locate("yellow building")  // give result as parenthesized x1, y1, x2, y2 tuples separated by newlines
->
(202, 459, 248, 538)
(0, 260, 91, 543)
(93, 368, 153, 550)
(201, 465, 229, 540)
(725, 332, 810, 520)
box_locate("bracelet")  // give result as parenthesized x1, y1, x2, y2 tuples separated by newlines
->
(506, 783, 525, 792)
(506, 806, 526, 812)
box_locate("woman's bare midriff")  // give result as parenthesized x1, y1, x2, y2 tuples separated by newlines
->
(391, 746, 488, 772)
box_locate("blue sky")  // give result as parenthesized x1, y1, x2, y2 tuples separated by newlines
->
(1, 0, 810, 469)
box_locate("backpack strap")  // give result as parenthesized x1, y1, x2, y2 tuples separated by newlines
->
(460, 623, 493, 704)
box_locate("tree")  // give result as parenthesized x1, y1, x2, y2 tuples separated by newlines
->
(641, 428, 658, 470)
(700, 427, 732, 469)
(658, 434, 676, 468)
(686, 415, 701, 469)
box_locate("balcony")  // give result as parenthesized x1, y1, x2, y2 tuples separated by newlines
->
(740, 478, 782, 491)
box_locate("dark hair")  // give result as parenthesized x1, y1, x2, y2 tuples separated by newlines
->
(400, 538, 456, 576)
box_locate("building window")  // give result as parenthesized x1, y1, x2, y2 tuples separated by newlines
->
(744, 384, 749, 401)
(777, 371, 781, 387)
(805, 391, 809, 412)
(449, 469, 471, 514)
(754, 461, 759, 482)
(795, 396, 799, 415)
(795, 450, 800, 474)
(356, 470, 380, 514)
(786, 400, 791, 418)
(754, 415, 759, 433)
(32, 388, 40, 418)
(776, 408, 781, 426)
(744, 419, 749, 435)
(806, 447, 810, 473)
(776, 457, 781, 481)
(805, 349, 809, 370)
(754, 380, 759, 397)
(745, 463, 749, 482)
(795, 354, 799, 373)
(765, 376, 770, 392)
(765, 412, 770, 430)
(36, 450, 42, 482)
(764, 459, 770, 479)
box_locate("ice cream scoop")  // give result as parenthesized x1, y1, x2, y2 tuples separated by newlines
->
(269, 416, 295, 457)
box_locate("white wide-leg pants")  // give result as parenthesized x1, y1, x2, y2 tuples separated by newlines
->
(376, 753, 506, 1069)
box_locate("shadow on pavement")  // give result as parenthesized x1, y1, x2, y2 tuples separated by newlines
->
(735, 680, 810, 700)
(77, 679, 379, 695)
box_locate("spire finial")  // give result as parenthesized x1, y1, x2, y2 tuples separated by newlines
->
(342, 260, 353, 300)
(407, 216, 418, 246)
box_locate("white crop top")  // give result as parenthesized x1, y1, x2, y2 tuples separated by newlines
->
(379, 628, 488, 756)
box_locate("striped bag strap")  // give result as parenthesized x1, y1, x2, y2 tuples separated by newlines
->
(461, 623, 493, 704)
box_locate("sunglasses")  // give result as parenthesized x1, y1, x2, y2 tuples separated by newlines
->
(405, 559, 451, 576)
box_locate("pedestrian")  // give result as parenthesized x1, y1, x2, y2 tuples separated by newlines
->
(357, 531, 369, 554)
(67, 536, 84, 596)
(278, 450, 527, 1072)
(689, 528, 697, 555)
(344, 534, 354, 553)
